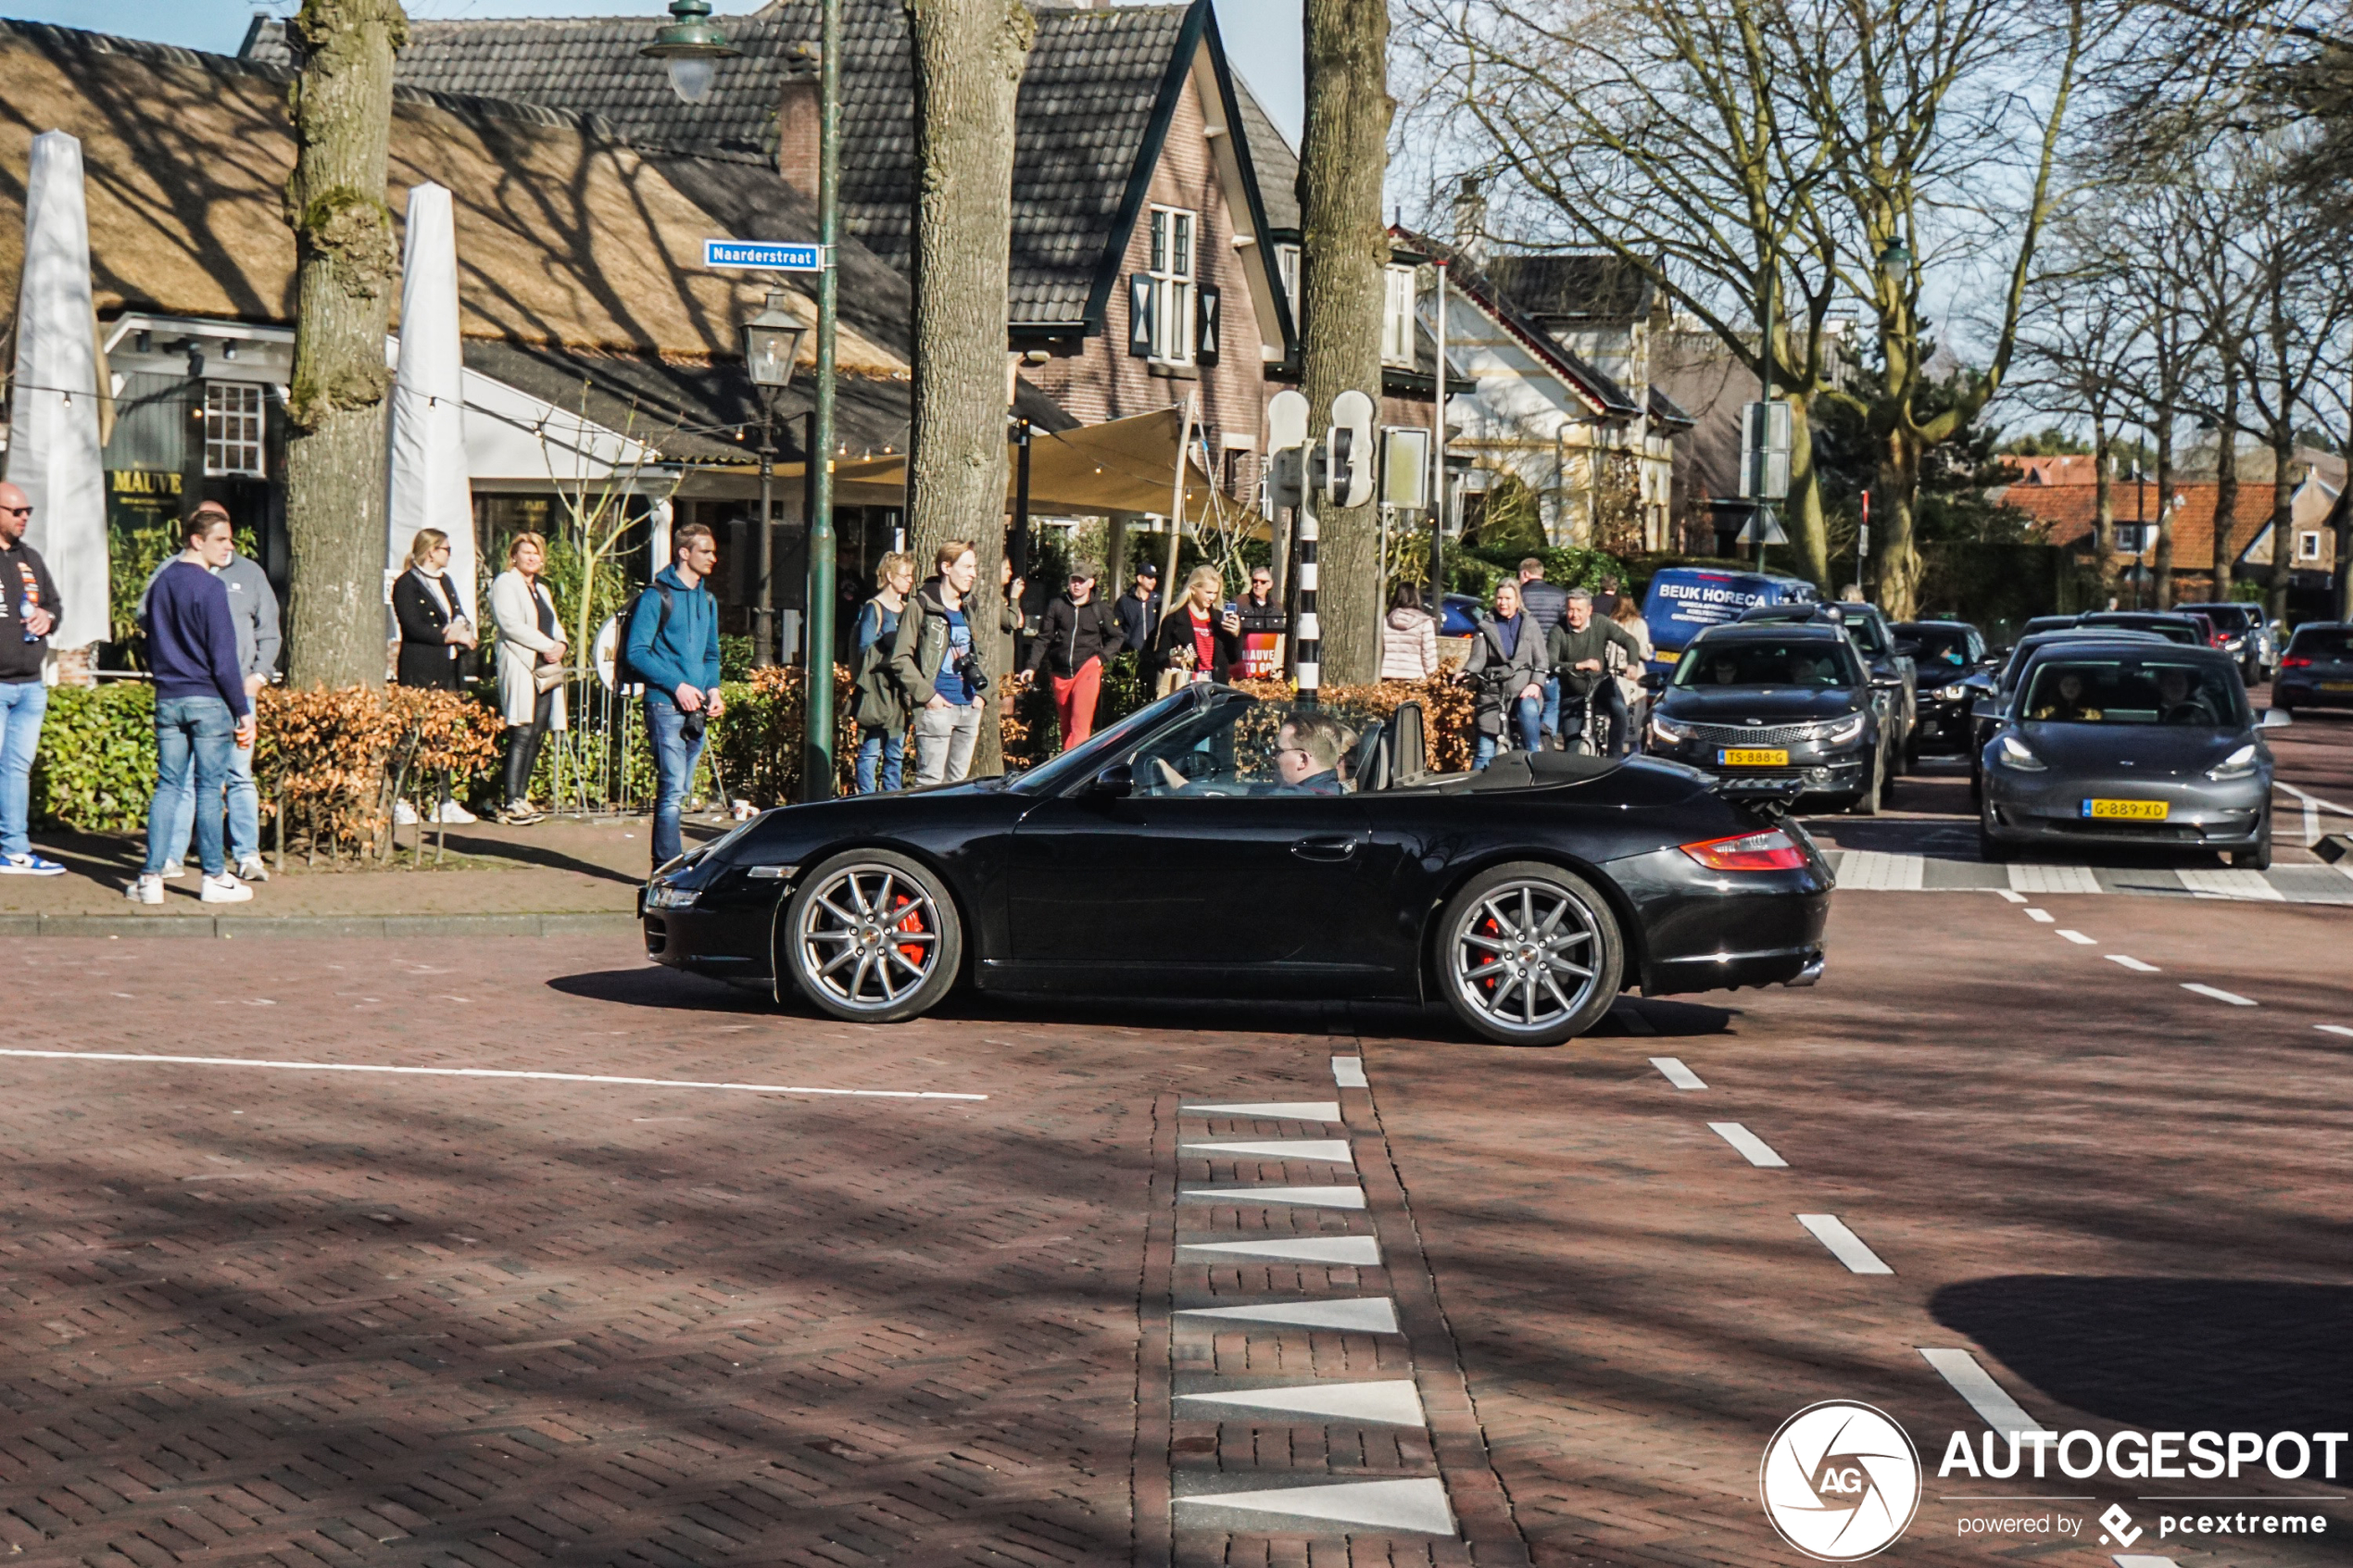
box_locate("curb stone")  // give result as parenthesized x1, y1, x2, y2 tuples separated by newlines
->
(13, 912, 639, 939)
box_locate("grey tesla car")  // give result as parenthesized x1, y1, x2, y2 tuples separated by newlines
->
(1978, 640, 2289, 868)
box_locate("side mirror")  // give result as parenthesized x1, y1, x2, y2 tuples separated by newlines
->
(1639, 670, 1666, 693)
(1089, 762, 1135, 797)
(2260, 708, 2294, 729)
(1894, 640, 1921, 658)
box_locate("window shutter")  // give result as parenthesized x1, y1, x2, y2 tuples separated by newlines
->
(1129, 274, 1154, 357)
(1196, 285, 1221, 366)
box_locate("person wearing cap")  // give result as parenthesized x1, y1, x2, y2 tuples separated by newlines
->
(1019, 558, 1124, 749)
(1114, 559, 1162, 654)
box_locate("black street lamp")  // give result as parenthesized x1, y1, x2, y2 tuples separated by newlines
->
(742, 291, 810, 669)
(642, 0, 739, 105)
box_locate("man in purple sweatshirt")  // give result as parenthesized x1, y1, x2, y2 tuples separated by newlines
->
(128, 510, 255, 905)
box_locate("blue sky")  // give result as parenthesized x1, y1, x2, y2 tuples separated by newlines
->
(6, 0, 1304, 142)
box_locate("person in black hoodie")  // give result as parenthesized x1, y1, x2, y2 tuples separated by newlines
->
(0, 482, 64, 875)
(1016, 558, 1124, 749)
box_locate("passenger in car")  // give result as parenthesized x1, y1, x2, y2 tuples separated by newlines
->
(2031, 671, 2103, 722)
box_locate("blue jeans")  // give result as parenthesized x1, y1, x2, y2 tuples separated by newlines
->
(0, 681, 48, 859)
(854, 726, 903, 793)
(146, 696, 236, 877)
(162, 737, 258, 868)
(1473, 695, 1544, 770)
(1540, 676, 1561, 738)
(646, 696, 708, 867)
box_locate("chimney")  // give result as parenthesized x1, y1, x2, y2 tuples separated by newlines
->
(776, 39, 820, 194)
(1451, 176, 1487, 264)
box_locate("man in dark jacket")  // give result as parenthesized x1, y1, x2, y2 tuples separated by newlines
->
(1113, 560, 1161, 652)
(1517, 558, 1569, 742)
(1546, 587, 1646, 755)
(1234, 565, 1287, 679)
(0, 483, 64, 875)
(627, 523, 724, 868)
(1018, 558, 1123, 750)
(129, 509, 254, 904)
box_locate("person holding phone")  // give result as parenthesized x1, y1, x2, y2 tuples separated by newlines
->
(1150, 565, 1243, 689)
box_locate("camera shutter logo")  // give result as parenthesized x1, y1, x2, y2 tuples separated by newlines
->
(1759, 1401, 1922, 1561)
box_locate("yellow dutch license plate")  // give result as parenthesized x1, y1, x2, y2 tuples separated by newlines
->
(2322, 681, 2353, 693)
(2082, 798, 2169, 821)
(1719, 747, 1790, 767)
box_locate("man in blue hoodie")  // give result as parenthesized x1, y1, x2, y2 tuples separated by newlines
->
(626, 523, 724, 869)
(129, 509, 254, 905)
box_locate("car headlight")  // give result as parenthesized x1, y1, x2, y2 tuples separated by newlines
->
(1939, 684, 1969, 701)
(2206, 743, 2259, 781)
(1997, 734, 2046, 771)
(1817, 713, 1868, 745)
(1649, 713, 1692, 745)
(645, 884, 700, 909)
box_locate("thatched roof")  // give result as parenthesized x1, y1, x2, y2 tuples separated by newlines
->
(0, 20, 904, 377)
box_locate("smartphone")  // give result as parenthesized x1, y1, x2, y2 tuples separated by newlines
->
(1223, 600, 1238, 618)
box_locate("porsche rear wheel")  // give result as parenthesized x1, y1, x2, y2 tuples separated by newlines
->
(780, 850, 963, 1024)
(1438, 862, 1623, 1047)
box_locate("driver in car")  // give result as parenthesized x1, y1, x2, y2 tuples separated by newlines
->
(1706, 653, 1744, 685)
(2031, 671, 2104, 721)
(1272, 710, 1349, 796)
(2154, 665, 2219, 724)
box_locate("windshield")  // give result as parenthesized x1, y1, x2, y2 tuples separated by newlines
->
(2183, 604, 2254, 633)
(2289, 628, 2353, 660)
(1674, 638, 1865, 689)
(1007, 690, 1195, 795)
(1839, 612, 1892, 656)
(2080, 615, 2198, 646)
(1904, 626, 1974, 669)
(2020, 659, 2247, 727)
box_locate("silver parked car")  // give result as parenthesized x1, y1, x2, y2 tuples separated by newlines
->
(1978, 640, 2289, 869)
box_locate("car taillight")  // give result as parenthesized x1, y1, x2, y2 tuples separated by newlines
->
(1680, 829, 1808, 872)
(2281, 655, 2312, 669)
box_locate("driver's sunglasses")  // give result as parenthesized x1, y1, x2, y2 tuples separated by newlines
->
(0, 505, 30, 518)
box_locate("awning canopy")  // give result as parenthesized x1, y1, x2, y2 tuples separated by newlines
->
(779, 404, 1216, 514)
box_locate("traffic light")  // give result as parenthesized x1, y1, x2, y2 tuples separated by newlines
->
(1326, 390, 1376, 508)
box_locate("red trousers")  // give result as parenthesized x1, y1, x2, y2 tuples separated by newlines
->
(1051, 656, 1103, 749)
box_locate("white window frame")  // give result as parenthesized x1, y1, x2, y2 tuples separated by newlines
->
(1276, 242, 1301, 323)
(1381, 264, 1418, 369)
(1148, 206, 1197, 366)
(204, 382, 265, 478)
(2298, 530, 2322, 561)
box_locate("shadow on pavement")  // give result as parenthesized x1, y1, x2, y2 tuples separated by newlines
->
(1929, 1275, 2352, 1435)
(548, 966, 774, 1011)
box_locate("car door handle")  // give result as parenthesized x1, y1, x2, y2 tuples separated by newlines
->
(1292, 835, 1360, 862)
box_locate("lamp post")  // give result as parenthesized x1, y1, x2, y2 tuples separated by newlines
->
(640, 0, 738, 104)
(741, 292, 809, 669)
(802, 0, 842, 800)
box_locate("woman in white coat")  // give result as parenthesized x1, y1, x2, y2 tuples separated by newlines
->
(488, 532, 567, 824)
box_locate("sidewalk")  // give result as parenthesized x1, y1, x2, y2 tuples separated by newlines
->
(6, 813, 706, 935)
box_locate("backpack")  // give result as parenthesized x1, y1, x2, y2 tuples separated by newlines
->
(615, 582, 674, 689)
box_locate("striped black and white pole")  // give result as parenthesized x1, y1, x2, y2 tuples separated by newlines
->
(1294, 485, 1319, 707)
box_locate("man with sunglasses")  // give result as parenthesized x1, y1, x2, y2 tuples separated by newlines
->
(1235, 564, 1287, 679)
(0, 483, 64, 875)
(1017, 558, 1123, 749)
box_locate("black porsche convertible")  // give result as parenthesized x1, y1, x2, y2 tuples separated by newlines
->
(641, 684, 1831, 1047)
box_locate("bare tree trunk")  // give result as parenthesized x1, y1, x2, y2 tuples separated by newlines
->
(2212, 383, 2239, 602)
(2267, 427, 2296, 621)
(282, 0, 408, 688)
(2153, 410, 2175, 608)
(1785, 397, 1828, 587)
(1878, 431, 1924, 620)
(905, 0, 1034, 770)
(1299, 0, 1389, 685)
(2092, 424, 2115, 601)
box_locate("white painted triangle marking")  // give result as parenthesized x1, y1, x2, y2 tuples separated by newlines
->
(1176, 1477, 1455, 1536)
(1182, 1139, 1353, 1164)
(1182, 1100, 1341, 1121)
(1175, 1297, 1400, 1333)
(1180, 1235, 1381, 1265)
(1180, 1185, 1365, 1210)
(1177, 1377, 1426, 1427)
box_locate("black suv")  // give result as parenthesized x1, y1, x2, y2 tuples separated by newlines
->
(1735, 602, 1919, 771)
(1645, 622, 1892, 814)
(1894, 620, 1990, 754)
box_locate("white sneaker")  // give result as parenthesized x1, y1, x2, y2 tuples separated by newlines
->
(127, 873, 164, 905)
(159, 861, 187, 881)
(235, 857, 271, 884)
(394, 799, 421, 825)
(432, 799, 478, 824)
(200, 873, 253, 904)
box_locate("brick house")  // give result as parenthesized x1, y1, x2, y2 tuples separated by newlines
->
(1991, 472, 2343, 601)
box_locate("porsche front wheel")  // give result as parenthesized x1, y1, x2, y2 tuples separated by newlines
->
(779, 850, 963, 1023)
(1438, 862, 1624, 1047)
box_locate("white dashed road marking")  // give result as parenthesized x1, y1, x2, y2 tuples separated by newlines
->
(2057, 930, 2096, 945)
(2318, 1025, 2353, 1039)
(2024, 908, 2055, 923)
(2106, 955, 2160, 972)
(1708, 1123, 1788, 1168)
(1797, 1214, 1894, 1274)
(2114, 1557, 2183, 1568)
(1330, 1056, 1367, 1088)
(2181, 983, 2258, 1007)
(1919, 1348, 2051, 1439)
(1649, 1057, 1706, 1090)
(1996, 890, 2028, 904)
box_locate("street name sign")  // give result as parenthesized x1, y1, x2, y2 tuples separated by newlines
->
(704, 239, 831, 271)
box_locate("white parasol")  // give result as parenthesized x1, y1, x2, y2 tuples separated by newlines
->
(385, 182, 476, 618)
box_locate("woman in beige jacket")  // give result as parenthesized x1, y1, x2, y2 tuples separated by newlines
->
(488, 533, 567, 823)
(1379, 582, 1440, 681)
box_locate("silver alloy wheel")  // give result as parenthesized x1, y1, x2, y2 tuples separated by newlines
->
(1449, 878, 1602, 1035)
(797, 862, 943, 1013)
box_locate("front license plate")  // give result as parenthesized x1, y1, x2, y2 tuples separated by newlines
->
(1720, 747, 1790, 767)
(2082, 797, 2169, 821)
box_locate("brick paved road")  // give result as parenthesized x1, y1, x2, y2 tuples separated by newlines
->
(4, 885, 2348, 1565)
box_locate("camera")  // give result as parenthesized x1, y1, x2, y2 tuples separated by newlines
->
(957, 650, 990, 696)
(680, 709, 708, 744)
